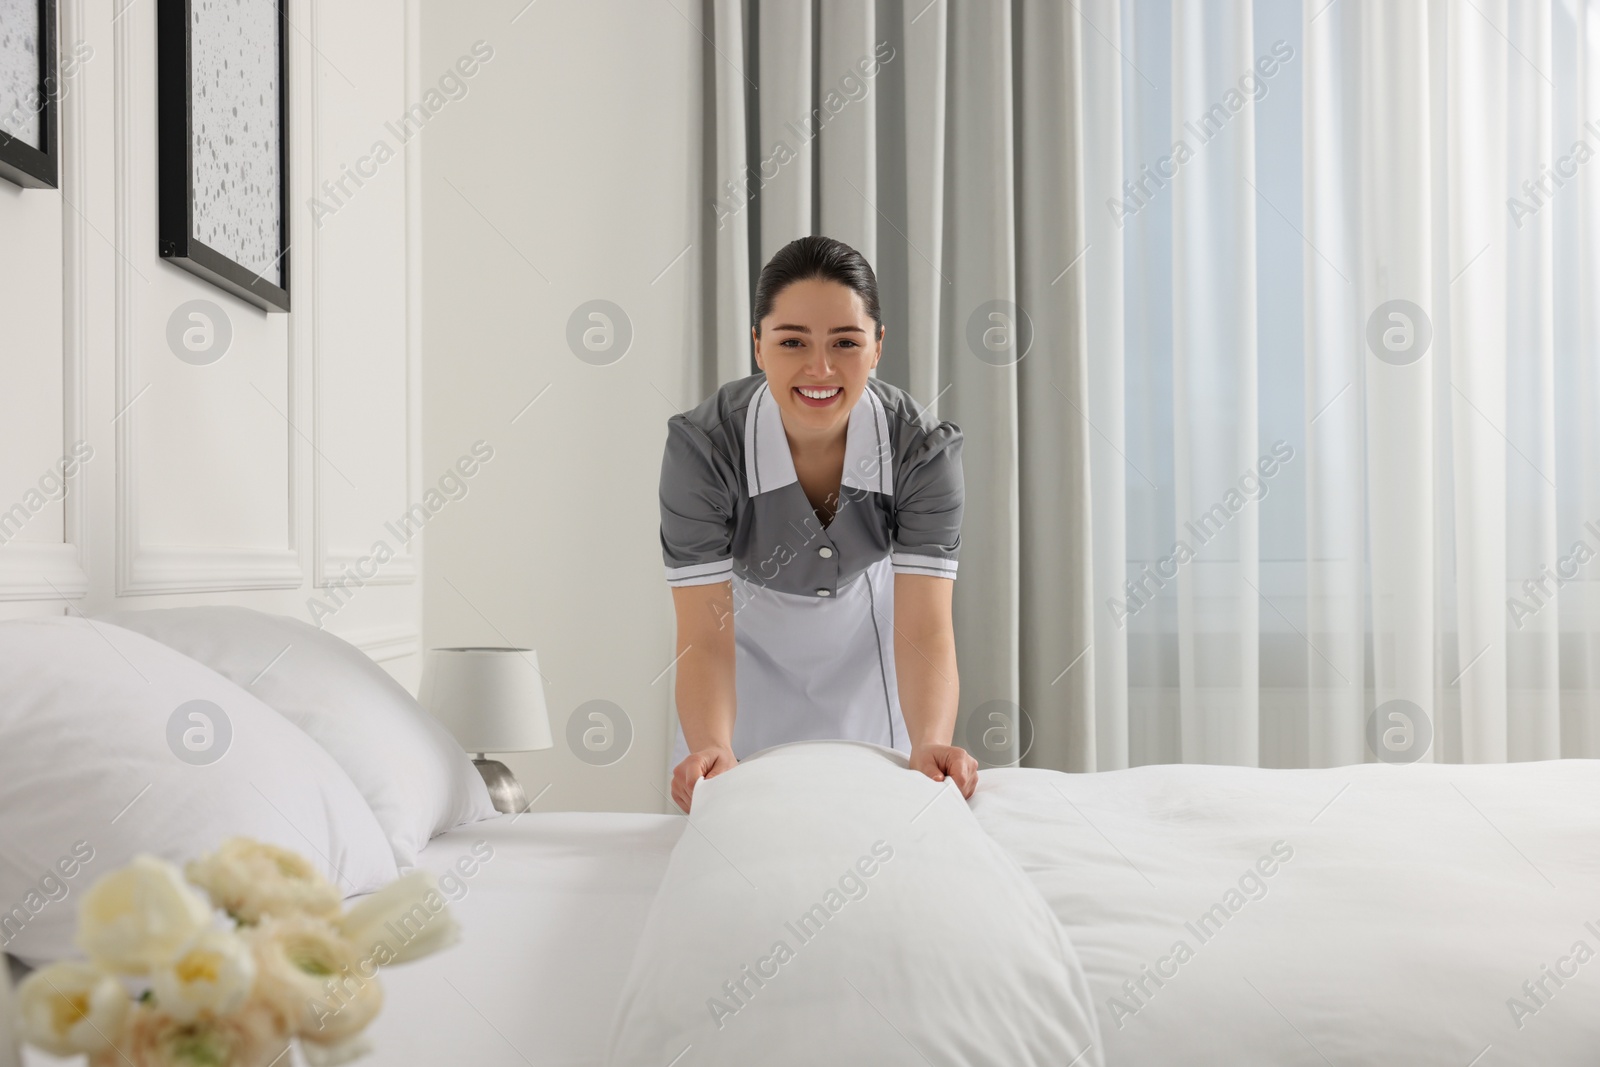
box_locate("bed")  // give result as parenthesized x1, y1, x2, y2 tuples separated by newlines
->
(8, 611, 1600, 1065)
(32, 757, 1583, 1067)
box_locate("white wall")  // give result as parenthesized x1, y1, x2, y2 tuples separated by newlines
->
(420, 0, 704, 812)
(2, 0, 705, 814)
(0, 0, 425, 682)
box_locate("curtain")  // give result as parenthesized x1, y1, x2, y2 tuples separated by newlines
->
(697, 0, 1600, 772)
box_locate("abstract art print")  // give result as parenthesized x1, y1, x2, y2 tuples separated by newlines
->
(157, 0, 289, 311)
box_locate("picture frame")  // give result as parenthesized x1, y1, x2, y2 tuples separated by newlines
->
(0, 0, 59, 189)
(156, 0, 290, 312)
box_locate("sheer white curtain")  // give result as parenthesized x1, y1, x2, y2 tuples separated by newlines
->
(1121, 0, 1600, 768)
(697, 0, 1600, 771)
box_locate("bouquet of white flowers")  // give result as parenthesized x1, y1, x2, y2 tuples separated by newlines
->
(10, 838, 457, 1067)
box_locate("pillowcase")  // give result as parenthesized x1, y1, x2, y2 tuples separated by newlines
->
(0, 617, 398, 968)
(95, 606, 497, 867)
(604, 740, 1103, 1066)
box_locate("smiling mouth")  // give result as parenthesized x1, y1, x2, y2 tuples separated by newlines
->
(793, 385, 843, 406)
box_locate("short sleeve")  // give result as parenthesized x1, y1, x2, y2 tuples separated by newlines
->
(891, 421, 963, 579)
(659, 415, 736, 587)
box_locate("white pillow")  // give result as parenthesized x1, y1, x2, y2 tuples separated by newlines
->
(0, 617, 398, 968)
(94, 606, 497, 867)
(604, 741, 1103, 1066)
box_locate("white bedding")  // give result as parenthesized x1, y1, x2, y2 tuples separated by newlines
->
(363, 812, 682, 1065)
(18, 757, 1600, 1066)
(970, 759, 1600, 1066)
(19, 812, 684, 1067)
(603, 741, 1102, 1066)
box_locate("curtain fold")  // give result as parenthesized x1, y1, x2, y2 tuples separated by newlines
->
(1359, 0, 1438, 761)
(1017, 0, 1097, 772)
(1502, 0, 1558, 762)
(698, 0, 1600, 773)
(1080, 0, 1130, 773)
(895, 0, 948, 406)
(817, 0, 878, 265)
(938, 1, 1024, 765)
(1576, 0, 1600, 755)
(1170, 0, 1260, 766)
(754, 0, 813, 265)
(705, 0, 753, 388)
(1120, 0, 1179, 767)
(1303, 0, 1365, 768)
(1446, 0, 1509, 764)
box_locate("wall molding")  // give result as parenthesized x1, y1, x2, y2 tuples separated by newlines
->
(124, 545, 303, 594)
(113, 1, 303, 597)
(0, 0, 91, 603)
(0, 542, 86, 600)
(310, 0, 419, 592)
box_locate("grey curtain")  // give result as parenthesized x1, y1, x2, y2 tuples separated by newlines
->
(696, 0, 1105, 772)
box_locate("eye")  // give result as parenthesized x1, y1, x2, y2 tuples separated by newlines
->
(835, 339, 860, 349)
(779, 337, 804, 348)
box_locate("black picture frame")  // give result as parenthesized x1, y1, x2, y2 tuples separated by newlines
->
(0, 0, 59, 189)
(157, 0, 290, 313)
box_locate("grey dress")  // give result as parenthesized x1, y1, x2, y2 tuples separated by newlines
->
(659, 372, 964, 762)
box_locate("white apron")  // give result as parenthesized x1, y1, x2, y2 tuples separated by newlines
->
(670, 555, 907, 764)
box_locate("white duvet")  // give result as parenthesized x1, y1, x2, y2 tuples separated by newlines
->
(20, 754, 1598, 1067)
(604, 741, 1102, 1067)
(971, 759, 1600, 1066)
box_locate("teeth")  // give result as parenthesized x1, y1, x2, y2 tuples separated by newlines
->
(797, 387, 841, 399)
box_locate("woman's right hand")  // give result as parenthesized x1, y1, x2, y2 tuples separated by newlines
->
(671, 745, 737, 813)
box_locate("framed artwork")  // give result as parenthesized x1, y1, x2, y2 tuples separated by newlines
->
(157, 0, 289, 312)
(0, 0, 59, 189)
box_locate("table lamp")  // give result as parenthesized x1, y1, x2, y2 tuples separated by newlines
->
(420, 646, 552, 814)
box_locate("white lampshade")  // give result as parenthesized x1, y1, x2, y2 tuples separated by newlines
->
(420, 647, 553, 754)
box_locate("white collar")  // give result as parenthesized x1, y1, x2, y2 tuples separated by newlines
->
(744, 378, 894, 498)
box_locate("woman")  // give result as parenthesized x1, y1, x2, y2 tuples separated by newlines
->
(659, 235, 978, 812)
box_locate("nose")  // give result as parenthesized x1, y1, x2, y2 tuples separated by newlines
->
(799, 347, 835, 379)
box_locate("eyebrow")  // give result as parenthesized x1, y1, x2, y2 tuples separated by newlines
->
(770, 324, 867, 335)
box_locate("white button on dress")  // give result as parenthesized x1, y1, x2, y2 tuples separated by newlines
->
(819, 546, 834, 558)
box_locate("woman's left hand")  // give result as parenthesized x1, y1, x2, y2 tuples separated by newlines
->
(909, 743, 979, 799)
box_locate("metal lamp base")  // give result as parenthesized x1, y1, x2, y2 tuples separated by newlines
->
(473, 757, 529, 815)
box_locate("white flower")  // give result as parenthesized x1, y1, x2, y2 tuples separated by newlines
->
(245, 914, 382, 1043)
(76, 855, 215, 974)
(338, 871, 460, 967)
(91, 998, 290, 1067)
(148, 927, 256, 1021)
(15, 960, 131, 1056)
(185, 837, 341, 924)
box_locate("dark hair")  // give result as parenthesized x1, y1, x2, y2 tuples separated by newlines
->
(752, 235, 883, 337)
